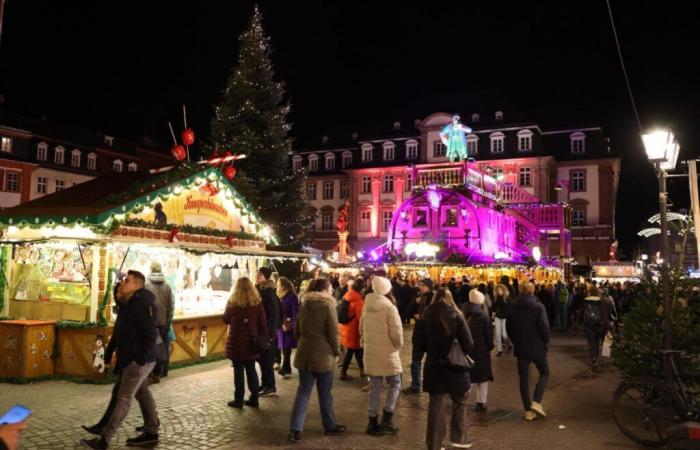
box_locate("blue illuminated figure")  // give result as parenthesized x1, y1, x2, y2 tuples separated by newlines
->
(440, 114, 473, 162)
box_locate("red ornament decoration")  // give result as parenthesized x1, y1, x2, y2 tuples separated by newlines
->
(225, 234, 234, 248)
(224, 165, 237, 180)
(181, 128, 195, 146)
(168, 225, 180, 242)
(171, 144, 186, 161)
(199, 182, 219, 197)
(223, 151, 232, 159)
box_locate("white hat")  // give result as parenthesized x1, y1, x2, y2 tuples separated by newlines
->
(372, 276, 392, 296)
(469, 288, 485, 305)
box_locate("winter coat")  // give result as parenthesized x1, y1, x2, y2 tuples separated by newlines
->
(461, 302, 494, 383)
(277, 292, 299, 350)
(506, 294, 550, 360)
(407, 289, 433, 320)
(360, 292, 403, 376)
(581, 296, 611, 333)
(145, 272, 173, 327)
(105, 288, 157, 372)
(294, 291, 341, 373)
(413, 302, 474, 394)
(492, 294, 509, 319)
(258, 279, 281, 338)
(339, 289, 364, 349)
(223, 302, 268, 361)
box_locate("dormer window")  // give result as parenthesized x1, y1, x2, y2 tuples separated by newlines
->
(467, 134, 479, 154)
(471, 113, 480, 123)
(383, 142, 395, 161)
(361, 144, 373, 162)
(104, 135, 114, 147)
(128, 162, 138, 172)
(405, 139, 418, 159)
(342, 151, 352, 168)
(489, 132, 504, 153)
(87, 153, 97, 170)
(325, 152, 336, 170)
(570, 132, 586, 153)
(71, 149, 81, 167)
(113, 159, 123, 172)
(517, 129, 533, 151)
(308, 154, 319, 171)
(0, 137, 12, 153)
(37, 142, 48, 161)
(495, 110, 504, 121)
(54, 146, 65, 164)
(292, 155, 302, 171)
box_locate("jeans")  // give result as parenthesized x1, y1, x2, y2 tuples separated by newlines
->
(584, 324, 606, 365)
(153, 326, 169, 377)
(280, 348, 293, 375)
(493, 317, 508, 352)
(289, 370, 338, 432)
(341, 348, 364, 372)
(516, 356, 549, 411)
(258, 348, 276, 390)
(410, 347, 424, 389)
(101, 361, 158, 442)
(471, 382, 488, 404)
(94, 373, 122, 430)
(368, 375, 401, 417)
(426, 391, 467, 450)
(233, 360, 259, 402)
(556, 303, 568, 331)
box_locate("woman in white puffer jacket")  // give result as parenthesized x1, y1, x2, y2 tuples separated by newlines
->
(360, 276, 404, 436)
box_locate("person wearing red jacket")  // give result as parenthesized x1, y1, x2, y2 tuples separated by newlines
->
(339, 279, 365, 381)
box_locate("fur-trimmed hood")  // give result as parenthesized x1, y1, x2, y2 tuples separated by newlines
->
(301, 291, 336, 310)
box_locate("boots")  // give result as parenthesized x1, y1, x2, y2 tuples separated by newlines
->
(380, 410, 399, 434)
(340, 370, 353, 381)
(366, 415, 383, 436)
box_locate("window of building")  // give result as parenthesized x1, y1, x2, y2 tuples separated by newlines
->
(292, 155, 302, 171)
(361, 175, 371, 194)
(55, 179, 65, 192)
(342, 151, 352, 168)
(414, 208, 428, 227)
(306, 182, 317, 200)
(71, 149, 81, 167)
(360, 210, 371, 232)
(1, 137, 12, 153)
(572, 209, 586, 226)
(361, 144, 373, 162)
(323, 181, 334, 199)
(308, 154, 319, 171)
(113, 159, 123, 172)
(471, 113, 480, 123)
(517, 129, 533, 151)
(340, 181, 349, 199)
(36, 176, 48, 194)
(406, 173, 413, 191)
(467, 134, 478, 154)
(54, 146, 65, 164)
(383, 142, 395, 161)
(406, 140, 418, 159)
(87, 153, 97, 170)
(443, 206, 458, 227)
(570, 169, 586, 192)
(325, 153, 335, 170)
(490, 132, 504, 153)
(570, 132, 586, 153)
(492, 167, 504, 181)
(433, 141, 446, 157)
(383, 174, 394, 193)
(5, 172, 20, 192)
(128, 162, 138, 172)
(518, 167, 532, 187)
(37, 142, 48, 161)
(382, 210, 393, 232)
(495, 110, 504, 121)
(321, 210, 334, 230)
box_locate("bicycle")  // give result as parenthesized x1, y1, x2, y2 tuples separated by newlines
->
(612, 350, 699, 447)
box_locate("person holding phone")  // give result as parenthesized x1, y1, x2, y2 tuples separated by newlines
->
(0, 422, 28, 450)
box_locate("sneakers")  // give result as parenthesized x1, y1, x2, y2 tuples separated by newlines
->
(449, 442, 473, 448)
(259, 388, 277, 397)
(135, 419, 160, 432)
(287, 430, 303, 443)
(227, 400, 244, 408)
(531, 401, 547, 417)
(81, 437, 108, 449)
(402, 386, 420, 394)
(524, 410, 537, 421)
(339, 372, 353, 381)
(81, 424, 102, 436)
(126, 432, 159, 447)
(324, 424, 347, 436)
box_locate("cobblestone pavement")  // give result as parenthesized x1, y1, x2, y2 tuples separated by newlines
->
(0, 329, 644, 450)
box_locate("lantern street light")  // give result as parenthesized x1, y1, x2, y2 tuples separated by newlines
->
(642, 129, 680, 382)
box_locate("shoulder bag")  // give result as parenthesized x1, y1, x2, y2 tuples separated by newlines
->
(438, 315, 474, 372)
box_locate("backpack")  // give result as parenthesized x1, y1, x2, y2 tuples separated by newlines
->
(337, 299, 354, 324)
(583, 301, 603, 325)
(558, 287, 569, 304)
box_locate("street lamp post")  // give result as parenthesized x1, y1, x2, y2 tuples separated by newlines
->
(642, 130, 680, 382)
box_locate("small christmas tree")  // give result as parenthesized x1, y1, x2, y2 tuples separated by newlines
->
(210, 6, 312, 250)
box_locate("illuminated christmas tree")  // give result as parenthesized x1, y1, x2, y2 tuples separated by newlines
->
(209, 5, 311, 250)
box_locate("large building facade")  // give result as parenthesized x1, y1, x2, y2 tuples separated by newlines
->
(294, 109, 620, 265)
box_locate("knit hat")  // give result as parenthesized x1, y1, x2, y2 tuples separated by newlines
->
(372, 276, 392, 296)
(469, 288, 485, 305)
(420, 278, 434, 290)
(150, 261, 162, 273)
(258, 267, 272, 280)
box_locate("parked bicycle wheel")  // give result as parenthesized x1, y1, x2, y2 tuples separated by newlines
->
(612, 377, 685, 447)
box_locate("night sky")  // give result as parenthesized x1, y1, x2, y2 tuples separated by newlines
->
(1, 1, 698, 256)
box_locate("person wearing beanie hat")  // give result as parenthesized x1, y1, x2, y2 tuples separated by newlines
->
(461, 288, 494, 413)
(145, 261, 173, 380)
(403, 278, 434, 395)
(361, 277, 404, 435)
(256, 268, 281, 397)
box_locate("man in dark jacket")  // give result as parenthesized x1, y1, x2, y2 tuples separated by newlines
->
(506, 281, 550, 422)
(256, 267, 281, 397)
(403, 278, 434, 394)
(81, 270, 159, 449)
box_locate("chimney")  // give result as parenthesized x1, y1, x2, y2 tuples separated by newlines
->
(351, 132, 358, 142)
(321, 135, 329, 145)
(414, 119, 421, 128)
(393, 121, 401, 131)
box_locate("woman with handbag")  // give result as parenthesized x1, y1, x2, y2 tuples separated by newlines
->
(461, 289, 494, 413)
(276, 277, 299, 378)
(414, 288, 474, 450)
(223, 277, 268, 409)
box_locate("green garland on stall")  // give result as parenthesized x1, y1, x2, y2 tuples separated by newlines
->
(119, 218, 258, 240)
(96, 269, 114, 326)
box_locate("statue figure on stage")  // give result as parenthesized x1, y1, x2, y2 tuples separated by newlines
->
(439, 114, 473, 162)
(336, 200, 350, 232)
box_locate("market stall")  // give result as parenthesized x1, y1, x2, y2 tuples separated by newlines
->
(0, 165, 307, 379)
(387, 262, 562, 285)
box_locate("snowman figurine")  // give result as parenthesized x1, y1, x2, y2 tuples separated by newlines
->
(199, 327, 208, 358)
(92, 335, 106, 373)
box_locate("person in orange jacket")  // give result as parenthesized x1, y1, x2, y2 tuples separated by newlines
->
(339, 278, 365, 380)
